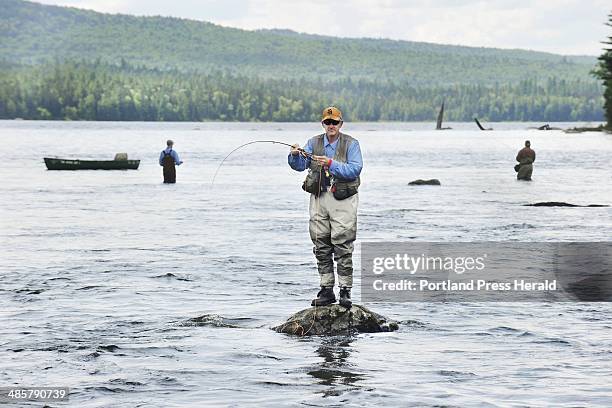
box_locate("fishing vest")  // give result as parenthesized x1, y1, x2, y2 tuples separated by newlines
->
(302, 132, 360, 200)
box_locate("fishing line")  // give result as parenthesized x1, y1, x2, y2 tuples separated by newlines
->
(211, 140, 312, 186)
(211, 139, 328, 331)
(301, 165, 325, 336)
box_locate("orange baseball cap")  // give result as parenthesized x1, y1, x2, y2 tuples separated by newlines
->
(321, 106, 342, 122)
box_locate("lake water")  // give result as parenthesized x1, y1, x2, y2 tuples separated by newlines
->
(1, 120, 611, 407)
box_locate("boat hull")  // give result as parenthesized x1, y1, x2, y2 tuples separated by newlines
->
(44, 158, 140, 170)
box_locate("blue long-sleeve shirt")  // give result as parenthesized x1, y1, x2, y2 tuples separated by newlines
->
(287, 134, 363, 180)
(159, 148, 183, 166)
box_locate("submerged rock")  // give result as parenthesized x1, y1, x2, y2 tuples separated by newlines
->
(408, 179, 441, 186)
(563, 125, 606, 133)
(524, 202, 609, 207)
(273, 304, 399, 336)
(183, 314, 244, 328)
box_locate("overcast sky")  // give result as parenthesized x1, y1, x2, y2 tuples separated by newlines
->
(34, 0, 611, 56)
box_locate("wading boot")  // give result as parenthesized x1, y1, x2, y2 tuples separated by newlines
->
(339, 287, 352, 309)
(311, 287, 336, 307)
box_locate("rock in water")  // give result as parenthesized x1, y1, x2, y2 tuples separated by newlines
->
(524, 202, 609, 207)
(273, 304, 399, 336)
(408, 179, 441, 186)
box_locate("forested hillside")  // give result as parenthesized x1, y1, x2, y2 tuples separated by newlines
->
(1, 0, 598, 84)
(0, 0, 604, 121)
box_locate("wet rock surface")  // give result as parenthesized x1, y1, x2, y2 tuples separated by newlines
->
(273, 304, 399, 336)
(524, 202, 608, 207)
(408, 179, 441, 186)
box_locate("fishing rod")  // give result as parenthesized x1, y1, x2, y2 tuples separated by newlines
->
(211, 140, 312, 186)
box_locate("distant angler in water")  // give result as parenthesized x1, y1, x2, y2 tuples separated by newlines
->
(516, 140, 535, 181)
(159, 139, 183, 183)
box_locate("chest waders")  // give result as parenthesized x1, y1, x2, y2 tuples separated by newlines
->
(517, 157, 534, 180)
(162, 151, 176, 184)
(305, 132, 360, 308)
(516, 150, 535, 181)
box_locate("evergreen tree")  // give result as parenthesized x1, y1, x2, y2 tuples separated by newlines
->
(595, 12, 612, 128)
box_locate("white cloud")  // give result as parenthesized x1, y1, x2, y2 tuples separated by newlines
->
(36, 0, 125, 13)
(33, 0, 611, 55)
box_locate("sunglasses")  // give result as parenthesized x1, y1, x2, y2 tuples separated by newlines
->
(323, 119, 340, 126)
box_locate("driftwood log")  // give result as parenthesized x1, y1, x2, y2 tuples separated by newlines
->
(474, 118, 492, 130)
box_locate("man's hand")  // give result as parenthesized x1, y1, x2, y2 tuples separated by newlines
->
(312, 155, 332, 167)
(290, 143, 301, 156)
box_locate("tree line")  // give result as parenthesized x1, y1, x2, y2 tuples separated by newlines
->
(0, 60, 604, 122)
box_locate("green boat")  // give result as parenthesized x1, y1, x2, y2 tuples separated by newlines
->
(44, 157, 140, 170)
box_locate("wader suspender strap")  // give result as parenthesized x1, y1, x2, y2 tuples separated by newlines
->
(311, 133, 349, 165)
(303, 133, 359, 197)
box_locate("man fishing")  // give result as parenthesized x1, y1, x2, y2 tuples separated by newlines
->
(288, 107, 363, 308)
(516, 140, 535, 181)
(159, 139, 183, 183)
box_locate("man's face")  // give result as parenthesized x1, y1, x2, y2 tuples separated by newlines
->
(322, 119, 342, 138)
